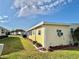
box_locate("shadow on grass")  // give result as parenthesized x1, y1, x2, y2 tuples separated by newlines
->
(61, 46, 79, 51)
(0, 37, 24, 55)
(52, 45, 79, 51)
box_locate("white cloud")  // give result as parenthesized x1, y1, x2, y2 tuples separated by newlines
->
(0, 16, 8, 20)
(13, 0, 72, 16)
(3, 16, 8, 18)
(0, 15, 8, 23)
(0, 20, 8, 23)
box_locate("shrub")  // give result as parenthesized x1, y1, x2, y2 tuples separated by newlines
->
(35, 43, 42, 47)
(74, 42, 78, 46)
(33, 41, 37, 44)
(48, 46, 53, 51)
(73, 27, 79, 45)
(23, 35, 27, 38)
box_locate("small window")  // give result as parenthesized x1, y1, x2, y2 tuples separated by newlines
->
(38, 30, 41, 35)
(57, 29, 63, 37)
(1, 29, 4, 33)
(57, 29, 61, 32)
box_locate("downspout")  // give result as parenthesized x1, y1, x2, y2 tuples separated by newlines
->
(35, 30, 36, 41)
(44, 27, 47, 48)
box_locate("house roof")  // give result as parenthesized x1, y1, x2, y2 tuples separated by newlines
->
(11, 29, 25, 33)
(26, 21, 70, 32)
(0, 26, 9, 31)
(71, 23, 79, 25)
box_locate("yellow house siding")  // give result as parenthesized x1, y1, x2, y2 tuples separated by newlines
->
(27, 30, 36, 41)
(27, 26, 45, 47)
(35, 27, 45, 47)
(28, 35, 36, 41)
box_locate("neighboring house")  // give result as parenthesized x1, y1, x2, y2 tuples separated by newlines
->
(10, 29, 25, 35)
(26, 21, 79, 48)
(0, 26, 9, 36)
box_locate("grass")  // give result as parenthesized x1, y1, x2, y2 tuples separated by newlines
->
(0, 37, 24, 55)
(0, 36, 79, 59)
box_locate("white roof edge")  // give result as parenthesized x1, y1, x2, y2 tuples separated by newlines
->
(0, 26, 9, 31)
(26, 21, 70, 32)
(44, 22, 70, 26)
(71, 23, 79, 25)
(26, 21, 44, 32)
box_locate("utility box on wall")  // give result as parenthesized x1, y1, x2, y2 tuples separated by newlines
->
(0, 44, 4, 55)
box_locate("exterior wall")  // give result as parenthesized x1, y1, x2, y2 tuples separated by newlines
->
(27, 23, 79, 48)
(27, 26, 45, 47)
(35, 27, 45, 47)
(44, 25, 72, 48)
(0, 29, 7, 36)
(27, 30, 36, 41)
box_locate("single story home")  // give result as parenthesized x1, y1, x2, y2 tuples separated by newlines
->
(26, 21, 79, 48)
(10, 29, 25, 35)
(0, 26, 9, 36)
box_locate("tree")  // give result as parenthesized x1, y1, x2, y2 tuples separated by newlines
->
(73, 27, 79, 46)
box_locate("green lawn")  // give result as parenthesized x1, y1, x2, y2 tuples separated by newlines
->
(0, 37, 24, 55)
(0, 36, 79, 59)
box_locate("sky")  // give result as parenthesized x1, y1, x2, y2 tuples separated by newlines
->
(0, 0, 79, 30)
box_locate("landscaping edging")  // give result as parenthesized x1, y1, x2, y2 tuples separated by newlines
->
(33, 45, 48, 53)
(27, 39, 48, 53)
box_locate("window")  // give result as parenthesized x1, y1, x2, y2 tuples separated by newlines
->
(57, 29, 63, 37)
(38, 30, 41, 35)
(1, 29, 4, 33)
(57, 29, 61, 32)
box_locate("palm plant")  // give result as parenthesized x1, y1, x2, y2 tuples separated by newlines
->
(73, 27, 79, 46)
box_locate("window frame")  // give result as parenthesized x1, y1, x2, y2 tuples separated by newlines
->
(38, 30, 41, 35)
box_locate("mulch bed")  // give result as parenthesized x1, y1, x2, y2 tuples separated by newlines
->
(61, 46, 79, 50)
(48, 45, 79, 51)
